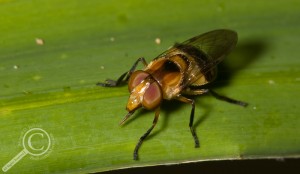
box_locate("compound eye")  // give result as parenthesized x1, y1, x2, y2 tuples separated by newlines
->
(128, 70, 149, 92)
(143, 82, 162, 110)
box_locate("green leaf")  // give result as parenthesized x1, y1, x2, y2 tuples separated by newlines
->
(0, 0, 299, 173)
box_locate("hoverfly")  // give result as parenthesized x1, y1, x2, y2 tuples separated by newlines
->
(97, 29, 248, 160)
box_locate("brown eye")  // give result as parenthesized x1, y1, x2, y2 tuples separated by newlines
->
(142, 82, 162, 110)
(128, 71, 149, 92)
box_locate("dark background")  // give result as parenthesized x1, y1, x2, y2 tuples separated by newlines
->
(101, 158, 299, 174)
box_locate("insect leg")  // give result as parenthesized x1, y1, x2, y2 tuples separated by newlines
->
(176, 96, 200, 148)
(182, 88, 209, 96)
(97, 57, 148, 87)
(133, 107, 160, 160)
(209, 89, 248, 107)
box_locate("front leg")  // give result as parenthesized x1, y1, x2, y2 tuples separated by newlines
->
(96, 57, 148, 87)
(134, 107, 160, 160)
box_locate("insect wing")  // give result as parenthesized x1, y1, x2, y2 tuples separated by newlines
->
(177, 29, 238, 88)
(182, 29, 238, 72)
(152, 29, 238, 89)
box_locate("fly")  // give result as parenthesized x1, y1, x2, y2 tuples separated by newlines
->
(97, 29, 248, 160)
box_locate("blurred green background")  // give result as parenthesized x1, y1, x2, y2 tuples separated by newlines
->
(0, 0, 299, 173)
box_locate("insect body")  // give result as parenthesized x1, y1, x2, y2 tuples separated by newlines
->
(97, 29, 248, 160)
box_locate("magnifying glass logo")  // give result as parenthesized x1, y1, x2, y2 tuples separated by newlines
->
(2, 128, 52, 172)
